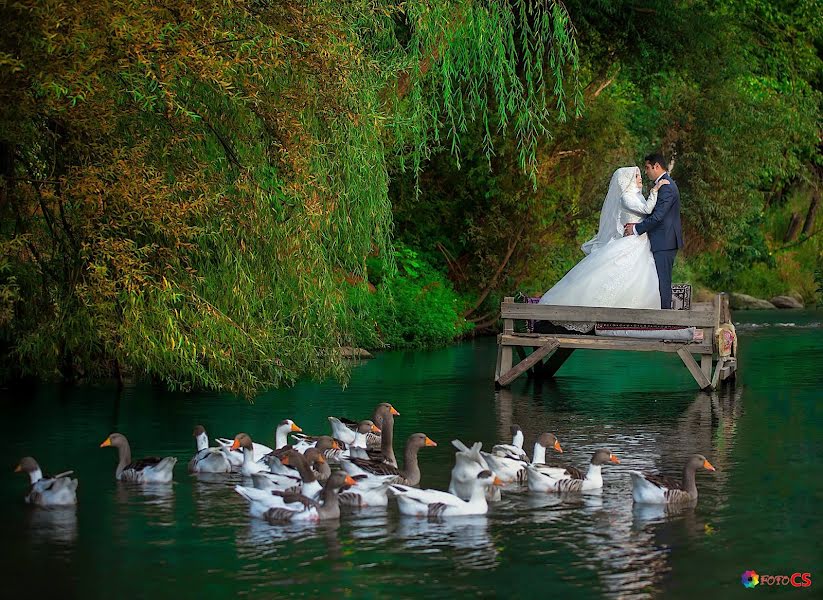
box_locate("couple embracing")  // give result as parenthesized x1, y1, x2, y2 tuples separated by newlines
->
(538, 153, 683, 319)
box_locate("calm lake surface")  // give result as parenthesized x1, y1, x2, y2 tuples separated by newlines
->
(2, 310, 821, 598)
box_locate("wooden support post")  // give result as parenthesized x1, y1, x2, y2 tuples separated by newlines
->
(701, 354, 713, 381)
(677, 347, 712, 390)
(711, 357, 726, 389)
(497, 339, 559, 387)
(534, 347, 576, 379)
(498, 346, 513, 384)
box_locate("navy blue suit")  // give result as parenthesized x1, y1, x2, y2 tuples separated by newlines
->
(634, 173, 683, 309)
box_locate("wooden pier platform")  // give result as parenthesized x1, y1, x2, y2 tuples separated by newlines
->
(494, 293, 736, 390)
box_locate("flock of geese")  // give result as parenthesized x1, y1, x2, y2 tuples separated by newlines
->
(14, 401, 716, 523)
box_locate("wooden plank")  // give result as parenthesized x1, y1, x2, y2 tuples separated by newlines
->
(500, 334, 713, 354)
(494, 343, 503, 381)
(497, 339, 560, 386)
(503, 297, 514, 335)
(497, 345, 513, 386)
(711, 357, 725, 389)
(534, 347, 575, 379)
(701, 354, 713, 380)
(500, 302, 716, 327)
(677, 347, 712, 390)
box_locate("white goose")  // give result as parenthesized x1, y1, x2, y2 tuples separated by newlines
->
(338, 473, 398, 508)
(527, 449, 620, 493)
(188, 425, 231, 474)
(630, 454, 716, 504)
(216, 419, 301, 467)
(15, 457, 78, 507)
(100, 433, 177, 483)
(449, 440, 500, 502)
(489, 425, 528, 461)
(389, 470, 502, 518)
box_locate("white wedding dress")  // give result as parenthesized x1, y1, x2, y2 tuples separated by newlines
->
(538, 167, 661, 331)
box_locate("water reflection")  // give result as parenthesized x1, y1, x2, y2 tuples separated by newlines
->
(394, 515, 498, 570)
(25, 506, 78, 546)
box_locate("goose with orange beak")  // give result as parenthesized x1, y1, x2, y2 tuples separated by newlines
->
(341, 433, 436, 486)
(629, 454, 716, 504)
(527, 449, 620, 493)
(389, 470, 504, 518)
(263, 471, 358, 523)
(100, 433, 177, 483)
(15, 456, 78, 506)
(215, 419, 301, 467)
(329, 402, 400, 448)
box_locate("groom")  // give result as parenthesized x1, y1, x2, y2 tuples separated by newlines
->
(623, 153, 683, 309)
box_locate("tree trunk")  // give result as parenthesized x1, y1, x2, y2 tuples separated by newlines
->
(802, 191, 819, 236)
(784, 212, 802, 242)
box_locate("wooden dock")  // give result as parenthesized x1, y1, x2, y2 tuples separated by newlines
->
(494, 293, 736, 390)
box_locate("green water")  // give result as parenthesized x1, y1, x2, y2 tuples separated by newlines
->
(2, 310, 821, 598)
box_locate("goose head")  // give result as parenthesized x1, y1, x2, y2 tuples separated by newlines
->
(100, 432, 129, 448)
(537, 432, 563, 453)
(313, 436, 341, 451)
(325, 470, 358, 492)
(192, 425, 209, 451)
(688, 454, 715, 472)
(303, 447, 326, 468)
(591, 449, 620, 465)
(477, 469, 504, 488)
(358, 420, 381, 435)
(230, 433, 254, 452)
(15, 456, 43, 484)
(277, 419, 302, 434)
(407, 433, 437, 450)
(377, 402, 400, 416)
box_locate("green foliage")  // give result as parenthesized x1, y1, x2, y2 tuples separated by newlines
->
(0, 1, 580, 395)
(343, 244, 473, 349)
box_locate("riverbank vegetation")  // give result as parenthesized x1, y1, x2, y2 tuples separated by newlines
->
(1, 1, 819, 395)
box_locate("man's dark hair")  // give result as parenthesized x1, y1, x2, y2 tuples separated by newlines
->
(644, 153, 667, 170)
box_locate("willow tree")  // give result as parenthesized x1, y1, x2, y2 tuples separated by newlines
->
(0, 0, 579, 395)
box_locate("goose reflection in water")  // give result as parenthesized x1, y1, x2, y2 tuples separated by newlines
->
(25, 506, 78, 547)
(393, 515, 498, 570)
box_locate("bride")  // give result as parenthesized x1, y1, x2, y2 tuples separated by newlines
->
(538, 166, 669, 319)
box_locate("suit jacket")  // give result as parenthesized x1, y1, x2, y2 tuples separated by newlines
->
(635, 173, 683, 252)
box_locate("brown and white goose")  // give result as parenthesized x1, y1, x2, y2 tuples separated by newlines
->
(15, 457, 78, 507)
(329, 402, 400, 448)
(100, 433, 177, 483)
(236, 451, 324, 518)
(229, 433, 270, 476)
(527, 449, 620, 493)
(482, 432, 562, 484)
(216, 419, 301, 467)
(188, 425, 231, 473)
(630, 454, 716, 504)
(341, 433, 436, 486)
(263, 471, 358, 524)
